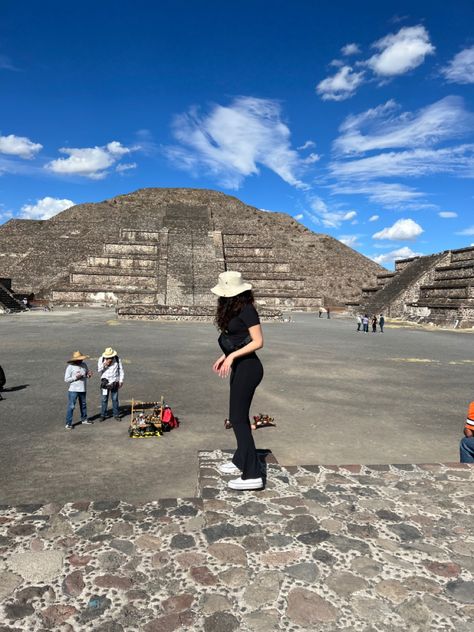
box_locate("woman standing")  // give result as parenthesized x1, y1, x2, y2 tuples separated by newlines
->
(371, 314, 378, 333)
(211, 271, 264, 491)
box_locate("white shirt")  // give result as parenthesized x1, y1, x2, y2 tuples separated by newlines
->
(98, 356, 124, 386)
(64, 362, 89, 392)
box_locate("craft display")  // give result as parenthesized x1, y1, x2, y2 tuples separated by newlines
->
(224, 413, 276, 430)
(129, 396, 179, 438)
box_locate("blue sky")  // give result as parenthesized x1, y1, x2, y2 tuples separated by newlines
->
(1, 0, 473, 268)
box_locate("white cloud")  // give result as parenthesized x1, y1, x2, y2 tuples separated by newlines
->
(330, 144, 474, 181)
(456, 226, 474, 235)
(0, 134, 43, 159)
(371, 246, 421, 266)
(46, 141, 132, 179)
(306, 196, 358, 228)
(294, 213, 303, 220)
(442, 46, 474, 84)
(302, 152, 321, 164)
(438, 211, 457, 218)
(339, 234, 360, 247)
(116, 162, 137, 173)
(297, 140, 316, 150)
(366, 25, 435, 77)
(341, 43, 361, 56)
(334, 97, 473, 155)
(330, 181, 430, 208)
(369, 215, 379, 222)
(373, 218, 423, 241)
(166, 97, 307, 190)
(316, 65, 365, 101)
(20, 197, 75, 220)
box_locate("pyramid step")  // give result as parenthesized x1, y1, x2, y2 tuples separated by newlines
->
(120, 229, 161, 242)
(89, 254, 159, 266)
(103, 243, 158, 256)
(70, 272, 157, 290)
(237, 262, 290, 273)
(225, 246, 274, 258)
(52, 288, 157, 305)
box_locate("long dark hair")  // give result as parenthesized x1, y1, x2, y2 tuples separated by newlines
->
(215, 290, 255, 332)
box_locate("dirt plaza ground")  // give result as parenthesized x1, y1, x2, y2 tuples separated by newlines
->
(0, 308, 470, 505)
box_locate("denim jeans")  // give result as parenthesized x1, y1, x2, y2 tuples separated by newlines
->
(66, 391, 87, 426)
(460, 437, 474, 463)
(101, 388, 119, 417)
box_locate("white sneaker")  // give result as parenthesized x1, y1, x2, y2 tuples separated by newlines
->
(228, 476, 263, 490)
(218, 462, 241, 475)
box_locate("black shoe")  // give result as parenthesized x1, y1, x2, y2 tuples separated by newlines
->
(100, 416, 106, 422)
(114, 416, 121, 421)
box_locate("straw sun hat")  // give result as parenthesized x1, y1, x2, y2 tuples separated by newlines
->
(211, 271, 252, 298)
(68, 351, 89, 362)
(102, 347, 118, 358)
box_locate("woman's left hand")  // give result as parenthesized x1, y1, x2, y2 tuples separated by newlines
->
(218, 354, 234, 378)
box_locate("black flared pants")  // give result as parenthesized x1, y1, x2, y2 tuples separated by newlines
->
(229, 354, 264, 479)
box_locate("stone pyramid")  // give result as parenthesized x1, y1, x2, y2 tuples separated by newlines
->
(0, 188, 383, 316)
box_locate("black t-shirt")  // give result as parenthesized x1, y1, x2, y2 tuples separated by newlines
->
(218, 304, 260, 354)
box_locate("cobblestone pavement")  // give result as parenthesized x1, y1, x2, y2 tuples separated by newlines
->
(0, 451, 473, 631)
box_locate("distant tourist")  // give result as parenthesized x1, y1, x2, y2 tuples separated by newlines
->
(318, 308, 323, 318)
(0, 364, 5, 400)
(22, 297, 28, 308)
(356, 314, 362, 331)
(362, 314, 369, 333)
(327, 308, 330, 319)
(460, 401, 474, 463)
(379, 314, 385, 333)
(98, 347, 124, 421)
(372, 314, 378, 333)
(64, 351, 93, 429)
(211, 271, 264, 491)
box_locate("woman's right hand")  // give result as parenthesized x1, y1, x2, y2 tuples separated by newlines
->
(212, 354, 226, 373)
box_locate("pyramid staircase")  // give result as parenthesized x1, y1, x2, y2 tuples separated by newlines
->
(407, 247, 474, 325)
(51, 218, 323, 317)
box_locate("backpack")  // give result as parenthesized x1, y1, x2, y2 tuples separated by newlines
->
(161, 406, 179, 430)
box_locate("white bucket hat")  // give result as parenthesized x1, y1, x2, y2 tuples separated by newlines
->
(102, 347, 118, 358)
(211, 271, 252, 297)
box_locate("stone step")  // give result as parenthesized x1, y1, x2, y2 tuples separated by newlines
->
(88, 255, 159, 269)
(450, 248, 474, 263)
(120, 229, 161, 242)
(435, 270, 474, 282)
(70, 272, 157, 290)
(419, 286, 469, 300)
(237, 262, 291, 273)
(51, 288, 158, 305)
(103, 243, 158, 256)
(225, 246, 274, 258)
(250, 279, 305, 291)
(223, 233, 273, 248)
(225, 256, 286, 264)
(414, 298, 471, 307)
(117, 305, 282, 321)
(74, 266, 156, 278)
(256, 295, 322, 310)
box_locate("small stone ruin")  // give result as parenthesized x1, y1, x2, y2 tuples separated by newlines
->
(350, 246, 474, 328)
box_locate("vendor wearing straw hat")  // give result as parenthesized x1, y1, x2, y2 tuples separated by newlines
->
(64, 351, 93, 429)
(98, 347, 125, 421)
(211, 271, 265, 491)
